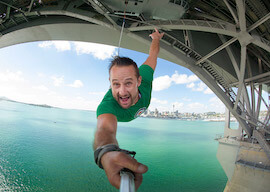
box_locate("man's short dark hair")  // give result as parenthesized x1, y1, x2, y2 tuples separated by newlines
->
(109, 56, 140, 78)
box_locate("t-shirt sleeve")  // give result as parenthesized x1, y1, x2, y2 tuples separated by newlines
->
(139, 64, 154, 83)
(96, 101, 117, 118)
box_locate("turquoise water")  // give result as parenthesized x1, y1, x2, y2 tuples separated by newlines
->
(0, 100, 227, 191)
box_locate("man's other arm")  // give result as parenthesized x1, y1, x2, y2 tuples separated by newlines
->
(94, 114, 148, 190)
(143, 28, 164, 71)
(94, 114, 118, 149)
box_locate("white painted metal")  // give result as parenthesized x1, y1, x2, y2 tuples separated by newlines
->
(236, 0, 246, 32)
(247, 12, 270, 32)
(120, 171, 135, 192)
(233, 46, 247, 111)
(128, 19, 237, 37)
(196, 37, 237, 65)
(219, 34, 240, 77)
(223, 0, 239, 26)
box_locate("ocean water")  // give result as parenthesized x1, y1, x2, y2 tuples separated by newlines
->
(0, 100, 227, 192)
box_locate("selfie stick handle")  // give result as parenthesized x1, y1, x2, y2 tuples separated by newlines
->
(120, 169, 135, 192)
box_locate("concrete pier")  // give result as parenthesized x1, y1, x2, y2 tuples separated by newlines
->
(217, 138, 270, 192)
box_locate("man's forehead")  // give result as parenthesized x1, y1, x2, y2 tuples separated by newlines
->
(110, 65, 137, 77)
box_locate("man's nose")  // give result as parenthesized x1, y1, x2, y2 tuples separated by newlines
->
(119, 85, 127, 95)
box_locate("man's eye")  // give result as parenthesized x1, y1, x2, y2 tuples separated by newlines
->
(113, 83, 120, 87)
(126, 82, 132, 86)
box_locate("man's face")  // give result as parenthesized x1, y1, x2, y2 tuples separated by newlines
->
(109, 65, 142, 109)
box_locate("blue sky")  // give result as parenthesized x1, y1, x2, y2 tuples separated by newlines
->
(1, 40, 264, 113)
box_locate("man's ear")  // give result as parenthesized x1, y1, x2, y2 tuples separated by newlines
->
(108, 77, 111, 89)
(138, 76, 142, 87)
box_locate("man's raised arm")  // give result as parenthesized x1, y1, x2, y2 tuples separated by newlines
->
(143, 28, 164, 71)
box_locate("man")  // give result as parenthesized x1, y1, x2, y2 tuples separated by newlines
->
(93, 28, 164, 190)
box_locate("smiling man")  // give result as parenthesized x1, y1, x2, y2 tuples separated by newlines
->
(93, 29, 164, 190)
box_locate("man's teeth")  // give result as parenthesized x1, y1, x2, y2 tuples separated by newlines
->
(120, 96, 129, 99)
(120, 96, 129, 102)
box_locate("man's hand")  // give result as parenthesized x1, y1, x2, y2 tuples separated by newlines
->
(101, 151, 148, 190)
(149, 28, 164, 40)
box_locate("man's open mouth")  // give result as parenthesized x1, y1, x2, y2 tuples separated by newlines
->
(119, 96, 130, 104)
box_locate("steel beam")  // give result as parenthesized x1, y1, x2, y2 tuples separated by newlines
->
(87, 0, 118, 27)
(247, 12, 270, 32)
(223, 0, 239, 26)
(28, 0, 35, 13)
(236, 0, 246, 32)
(255, 59, 263, 120)
(255, 85, 262, 120)
(252, 37, 270, 53)
(127, 19, 237, 37)
(243, 71, 270, 84)
(192, 63, 252, 136)
(196, 37, 237, 65)
(219, 34, 240, 77)
(234, 46, 247, 111)
(242, 86, 252, 116)
(0, 0, 26, 14)
(38, 9, 113, 28)
(247, 58, 255, 116)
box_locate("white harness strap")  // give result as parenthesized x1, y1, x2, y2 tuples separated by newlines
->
(117, 0, 128, 56)
(118, 19, 125, 56)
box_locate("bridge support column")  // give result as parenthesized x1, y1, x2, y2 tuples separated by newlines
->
(223, 107, 242, 139)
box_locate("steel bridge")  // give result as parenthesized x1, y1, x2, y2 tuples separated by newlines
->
(0, 0, 270, 190)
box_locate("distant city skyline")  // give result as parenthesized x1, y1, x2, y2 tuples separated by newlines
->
(0, 41, 268, 113)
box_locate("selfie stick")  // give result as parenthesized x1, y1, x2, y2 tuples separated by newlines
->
(120, 168, 135, 192)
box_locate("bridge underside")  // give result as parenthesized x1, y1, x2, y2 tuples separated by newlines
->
(0, 0, 270, 161)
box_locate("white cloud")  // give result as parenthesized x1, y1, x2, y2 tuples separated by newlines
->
(172, 102, 184, 110)
(0, 70, 28, 101)
(38, 41, 117, 60)
(208, 97, 225, 113)
(73, 42, 116, 60)
(182, 97, 192, 102)
(209, 97, 221, 103)
(51, 76, 64, 87)
(38, 41, 53, 48)
(33, 85, 49, 91)
(187, 102, 206, 112)
(69, 80, 83, 88)
(148, 104, 169, 112)
(38, 41, 71, 51)
(186, 81, 210, 93)
(89, 91, 106, 96)
(172, 72, 199, 84)
(151, 97, 168, 105)
(192, 82, 206, 91)
(186, 83, 195, 88)
(153, 75, 172, 91)
(148, 97, 170, 111)
(0, 73, 100, 111)
(54, 41, 71, 51)
(153, 71, 200, 91)
(38, 73, 45, 78)
(152, 71, 214, 95)
(0, 70, 24, 82)
(204, 87, 213, 94)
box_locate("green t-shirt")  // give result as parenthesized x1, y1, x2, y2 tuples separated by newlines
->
(96, 64, 154, 122)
